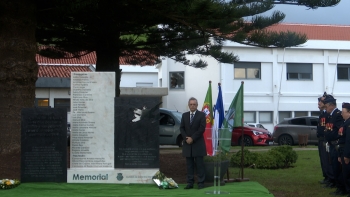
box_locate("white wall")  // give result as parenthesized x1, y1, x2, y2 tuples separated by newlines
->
(159, 55, 221, 113)
(120, 65, 158, 87)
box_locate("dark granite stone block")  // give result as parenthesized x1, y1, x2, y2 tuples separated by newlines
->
(115, 97, 161, 168)
(21, 108, 67, 182)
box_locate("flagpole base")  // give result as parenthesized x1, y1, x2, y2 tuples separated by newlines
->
(223, 179, 235, 183)
(233, 178, 250, 182)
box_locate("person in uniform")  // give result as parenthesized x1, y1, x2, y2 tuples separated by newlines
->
(323, 96, 345, 194)
(337, 102, 350, 196)
(317, 92, 331, 185)
(180, 97, 207, 189)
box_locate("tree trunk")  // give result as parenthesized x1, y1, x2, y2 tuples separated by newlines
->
(95, 43, 121, 97)
(0, 0, 37, 178)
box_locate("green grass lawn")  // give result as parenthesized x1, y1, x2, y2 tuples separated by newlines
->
(227, 150, 335, 197)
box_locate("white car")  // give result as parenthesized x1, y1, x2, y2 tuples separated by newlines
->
(246, 123, 268, 130)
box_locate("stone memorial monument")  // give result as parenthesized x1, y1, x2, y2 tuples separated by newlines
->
(21, 108, 67, 182)
(67, 72, 158, 184)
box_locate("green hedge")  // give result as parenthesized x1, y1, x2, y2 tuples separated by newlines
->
(230, 145, 298, 169)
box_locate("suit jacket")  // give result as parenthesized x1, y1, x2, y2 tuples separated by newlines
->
(180, 110, 206, 157)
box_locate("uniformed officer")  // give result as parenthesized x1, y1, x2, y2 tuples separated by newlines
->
(317, 92, 331, 185)
(337, 102, 350, 197)
(323, 96, 345, 194)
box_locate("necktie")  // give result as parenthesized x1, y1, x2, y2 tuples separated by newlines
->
(190, 113, 194, 125)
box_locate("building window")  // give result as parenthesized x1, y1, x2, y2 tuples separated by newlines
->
(35, 98, 49, 107)
(169, 72, 184, 89)
(234, 62, 261, 79)
(295, 111, 308, 117)
(259, 111, 273, 123)
(337, 64, 350, 80)
(311, 111, 320, 117)
(136, 82, 153, 87)
(287, 63, 312, 80)
(244, 111, 255, 123)
(54, 99, 70, 112)
(278, 111, 291, 123)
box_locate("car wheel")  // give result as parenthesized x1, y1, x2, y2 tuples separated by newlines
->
(177, 135, 183, 147)
(278, 135, 293, 145)
(239, 135, 254, 146)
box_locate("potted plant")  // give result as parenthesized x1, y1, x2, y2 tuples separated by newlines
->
(204, 152, 230, 185)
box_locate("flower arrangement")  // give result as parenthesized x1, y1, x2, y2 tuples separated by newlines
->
(152, 171, 178, 189)
(0, 179, 20, 189)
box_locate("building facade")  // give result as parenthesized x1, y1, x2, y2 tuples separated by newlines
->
(159, 24, 350, 132)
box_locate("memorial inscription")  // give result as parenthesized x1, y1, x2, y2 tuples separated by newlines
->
(115, 97, 160, 168)
(70, 72, 115, 168)
(21, 108, 67, 182)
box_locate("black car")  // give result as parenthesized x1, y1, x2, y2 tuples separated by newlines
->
(273, 116, 318, 145)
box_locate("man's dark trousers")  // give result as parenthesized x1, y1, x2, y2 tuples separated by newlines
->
(186, 156, 205, 185)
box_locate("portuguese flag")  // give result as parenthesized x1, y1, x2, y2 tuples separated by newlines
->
(201, 81, 214, 156)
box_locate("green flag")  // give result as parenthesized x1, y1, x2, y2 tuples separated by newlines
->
(220, 82, 244, 153)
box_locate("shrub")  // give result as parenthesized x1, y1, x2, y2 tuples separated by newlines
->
(229, 145, 298, 169)
(255, 150, 284, 169)
(270, 145, 298, 167)
(230, 149, 258, 167)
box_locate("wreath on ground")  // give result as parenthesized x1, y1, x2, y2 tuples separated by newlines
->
(0, 179, 20, 189)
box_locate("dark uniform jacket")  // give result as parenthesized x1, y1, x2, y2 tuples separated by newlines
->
(180, 110, 206, 157)
(324, 108, 343, 143)
(338, 118, 350, 157)
(317, 110, 327, 138)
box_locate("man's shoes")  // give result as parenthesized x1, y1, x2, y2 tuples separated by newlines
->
(319, 179, 329, 184)
(184, 184, 193, 189)
(329, 188, 347, 196)
(323, 182, 336, 188)
(198, 184, 205, 190)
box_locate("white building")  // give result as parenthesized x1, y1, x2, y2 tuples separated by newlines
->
(35, 52, 163, 122)
(158, 24, 350, 132)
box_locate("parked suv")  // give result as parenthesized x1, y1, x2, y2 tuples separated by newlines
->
(231, 124, 273, 146)
(273, 116, 318, 145)
(159, 108, 183, 147)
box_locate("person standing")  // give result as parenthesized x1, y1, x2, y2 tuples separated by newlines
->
(323, 96, 344, 194)
(180, 97, 207, 189)
(317, 93, 331, 185)
(336, 102, 350, 196)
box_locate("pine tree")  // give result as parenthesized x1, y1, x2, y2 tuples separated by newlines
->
(0, 0, 341, 178)
(35, 0, 341, 96)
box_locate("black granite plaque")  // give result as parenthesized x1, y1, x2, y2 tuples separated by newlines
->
(115, 97, 160, 168)
(21, 108, 67, 182)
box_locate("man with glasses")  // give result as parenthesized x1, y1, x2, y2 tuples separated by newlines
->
(180, 97, 207, 189)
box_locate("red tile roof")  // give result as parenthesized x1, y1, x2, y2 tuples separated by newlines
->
(266, 23, 350, 41)
(38, 65, 92, 78)
(36, 51, 158, 66)
(36, 24, 350, 78)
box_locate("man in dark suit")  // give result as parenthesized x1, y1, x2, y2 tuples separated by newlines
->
(336, 102, 350, 196)
(317, 92, 331, 185)
(323, 96, 345, 194)
(180, 97, 207, 189)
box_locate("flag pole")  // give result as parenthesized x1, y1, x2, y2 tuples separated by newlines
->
(235, 81, 249, 182)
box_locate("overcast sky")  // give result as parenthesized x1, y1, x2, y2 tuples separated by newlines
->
(263, 1, 350, 25)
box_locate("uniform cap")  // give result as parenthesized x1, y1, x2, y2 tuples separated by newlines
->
(323, 96, 336, 104)
(342, 102, 350, 110)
